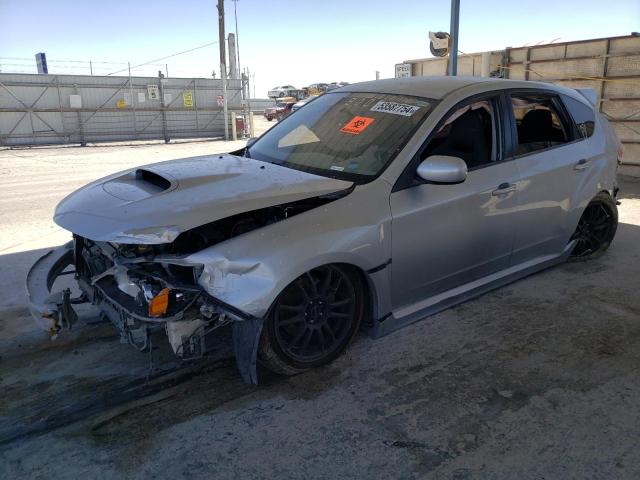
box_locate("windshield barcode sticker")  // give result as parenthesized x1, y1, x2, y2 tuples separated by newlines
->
(370, 101, 420, 116)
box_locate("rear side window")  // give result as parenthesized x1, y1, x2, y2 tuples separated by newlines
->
(510, 94, 571, 155)
(561, 95, 596, 139)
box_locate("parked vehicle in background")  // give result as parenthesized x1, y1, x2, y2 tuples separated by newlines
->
(305, 83, 329, 96)
(292, 95, 319, 112)
(28, 77, 620, 385)
(268, 85, 306, 100)
(264, 97, 296, 121)
(326, 81, 350, 91)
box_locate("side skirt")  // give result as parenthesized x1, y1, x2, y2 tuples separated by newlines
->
(369, 242, 575, 339)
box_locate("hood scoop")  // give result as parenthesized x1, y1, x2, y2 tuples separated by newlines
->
(135, 168, 172, 190)
(102, 168, 177, 201)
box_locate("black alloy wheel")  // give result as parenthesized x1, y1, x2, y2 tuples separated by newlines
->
(260, 265, 363, 374)
(570, 192, 618, 259)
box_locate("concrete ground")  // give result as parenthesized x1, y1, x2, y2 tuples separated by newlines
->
(1, 129, 639, 478)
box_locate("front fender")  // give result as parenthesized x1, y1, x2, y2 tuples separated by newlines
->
(185, 182, 392, 319)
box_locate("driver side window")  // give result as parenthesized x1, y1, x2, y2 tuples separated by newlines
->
(421, 99, 497, 170)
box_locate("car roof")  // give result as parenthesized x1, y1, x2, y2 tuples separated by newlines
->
(339, 76, 562, 100)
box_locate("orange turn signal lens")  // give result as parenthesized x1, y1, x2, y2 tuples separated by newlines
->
(148, 288, 170, 317)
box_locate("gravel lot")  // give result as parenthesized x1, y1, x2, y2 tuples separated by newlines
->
(1, 129, 639, 479)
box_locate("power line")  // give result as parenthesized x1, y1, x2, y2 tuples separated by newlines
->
(106, 41, 218, 75)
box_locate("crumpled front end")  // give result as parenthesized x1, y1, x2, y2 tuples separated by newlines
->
(26, 160, 355, 383)
(26, 235, 263, 383)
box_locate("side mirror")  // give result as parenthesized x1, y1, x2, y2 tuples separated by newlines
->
(416, 155, 468, 184)
(246, 137, 258, 148)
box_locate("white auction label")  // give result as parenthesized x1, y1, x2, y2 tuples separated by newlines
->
(370, 101, 420, 116)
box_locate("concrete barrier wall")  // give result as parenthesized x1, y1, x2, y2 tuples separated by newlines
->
(248, 98, 276, 113)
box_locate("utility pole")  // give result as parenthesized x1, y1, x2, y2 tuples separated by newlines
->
(217, 0, 229, 140)
(448, 0, 460, 76)
(232, 0, 241, 78)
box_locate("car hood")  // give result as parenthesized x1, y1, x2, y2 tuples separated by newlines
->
(54, 153, 353, 244)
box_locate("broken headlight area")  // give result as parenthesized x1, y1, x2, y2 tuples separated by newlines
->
(72, 236, 244, 359)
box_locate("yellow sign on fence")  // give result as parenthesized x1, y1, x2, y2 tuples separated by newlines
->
(183, 91, 194, 108)
(116, 99, 127, 109)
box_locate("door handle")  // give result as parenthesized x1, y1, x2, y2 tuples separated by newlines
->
(574, 159, 591, 170)
(491, 182, 517, 196)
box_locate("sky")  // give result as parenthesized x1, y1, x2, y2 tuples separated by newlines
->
(1, 0, 638, 97)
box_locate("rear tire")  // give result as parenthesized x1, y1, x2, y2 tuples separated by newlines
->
(259, 265, 364, 376)
(569, 192, 618, 260)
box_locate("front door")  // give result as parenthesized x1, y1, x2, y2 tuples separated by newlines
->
(390, 95, 520, 310)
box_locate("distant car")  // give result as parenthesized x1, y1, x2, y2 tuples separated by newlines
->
(292, 95, 319, 112)
(268, 85, 296, 98)
(264, 100, 296, 121)
(326, 81, 350, 91)
(305, 83, 329, 95)
(28, 77, 621, 385)
(268, 85, 305, 100)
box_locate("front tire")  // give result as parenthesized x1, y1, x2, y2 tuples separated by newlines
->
(570, 192, 618, 260)
(259, 265, 364, 376)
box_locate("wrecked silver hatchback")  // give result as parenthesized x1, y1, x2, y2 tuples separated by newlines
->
(27, 79, 619, 384)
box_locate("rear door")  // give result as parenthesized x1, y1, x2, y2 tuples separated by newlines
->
(506, 91, 587, 265)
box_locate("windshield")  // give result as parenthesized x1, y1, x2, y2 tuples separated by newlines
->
(247, 92, 434, 182)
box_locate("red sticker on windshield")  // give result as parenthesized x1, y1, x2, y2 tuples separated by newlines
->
(340, 116, 374, 135)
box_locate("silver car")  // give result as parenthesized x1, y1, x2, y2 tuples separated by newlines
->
(27, 77, 621, 384)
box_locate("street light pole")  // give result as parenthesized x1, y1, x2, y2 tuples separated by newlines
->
(448, 0, 460, 76)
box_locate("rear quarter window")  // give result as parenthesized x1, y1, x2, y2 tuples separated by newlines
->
(561, 94, 596, 139)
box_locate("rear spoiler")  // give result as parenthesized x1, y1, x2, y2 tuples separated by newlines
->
(575, 88, 597, 106)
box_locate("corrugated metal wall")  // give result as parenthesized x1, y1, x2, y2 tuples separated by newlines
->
(0, 73, 243, 146)
(404, 35, 640, 168)
(248, 98, 276, 113)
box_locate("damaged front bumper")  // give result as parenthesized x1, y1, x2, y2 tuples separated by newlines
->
(26, 242, 81, 335)
(25, 241, 264, 384)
